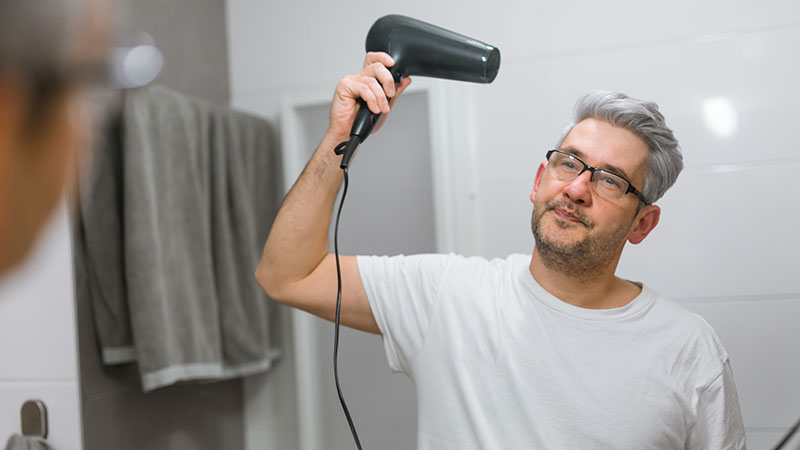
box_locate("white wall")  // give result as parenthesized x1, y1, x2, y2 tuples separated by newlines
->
(0, 203, 82, 449)
(227, 1, 800, 448)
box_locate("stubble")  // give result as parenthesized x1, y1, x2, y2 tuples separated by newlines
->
(531, 199, 633, 279)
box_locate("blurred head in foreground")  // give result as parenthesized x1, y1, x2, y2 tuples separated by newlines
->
(0, 0, 113, 275)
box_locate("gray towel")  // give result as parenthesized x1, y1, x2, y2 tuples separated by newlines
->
(3, 435, 53, 450)
(75, 110, 134, 365)
(76, 85, 283, 391)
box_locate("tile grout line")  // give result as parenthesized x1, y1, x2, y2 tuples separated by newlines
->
(0, 379, 77, 385)
(676, 293, 800, 304)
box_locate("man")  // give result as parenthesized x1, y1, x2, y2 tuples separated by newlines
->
(256, 52, 746, 449)
(0, 0, 112, 278)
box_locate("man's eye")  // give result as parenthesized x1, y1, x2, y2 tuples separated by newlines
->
(601, 176, 621, 188)
(561, 161, 578, 170)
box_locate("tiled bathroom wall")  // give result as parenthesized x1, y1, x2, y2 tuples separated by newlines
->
(0, 206, 82, 449)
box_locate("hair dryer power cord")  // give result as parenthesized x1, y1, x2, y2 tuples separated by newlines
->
(332, 136, 364, 449)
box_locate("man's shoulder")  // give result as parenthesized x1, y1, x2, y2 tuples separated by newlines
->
(646, 288, 717, 333)
(357, 253, 531, 298)
(358, 252, 529, 273)
(645, 287, 730, 372)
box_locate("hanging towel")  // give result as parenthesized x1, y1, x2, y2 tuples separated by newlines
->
(75, 85, 283, 391)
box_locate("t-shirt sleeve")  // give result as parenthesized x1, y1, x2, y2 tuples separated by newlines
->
(357, 253, 458, 374)
(686, 360, 747, 450)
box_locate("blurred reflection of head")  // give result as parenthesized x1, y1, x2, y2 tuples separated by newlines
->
(0, 0, 113, 276)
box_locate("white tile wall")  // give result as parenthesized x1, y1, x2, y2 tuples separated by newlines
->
(537, 26, 800, 169)
(0, 382, 82, 449)
(538, 0, 800, 55)
(227, 0, 800, 447)
(226, 1, 549, 98)
(0, 203, 82, 448)
(475, 180, 537, 259)
(680, 298, 800, 429)
(0, 206, 78, 381)
(471, 59, 551, 186)
(226, 0, 316, 93)
(618, 163, 800, 299)
(746, 429, 794, 450)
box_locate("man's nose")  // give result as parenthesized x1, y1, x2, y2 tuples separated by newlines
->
(562, 170, 593, 205)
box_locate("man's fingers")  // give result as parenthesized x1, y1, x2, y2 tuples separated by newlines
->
(358, 83, 382, 114)
(347, 75, 410, 115)
(396, 76, 412, 97)
(361, 61, 396, 99)
(364, 51, 395, 70)
(362, 76, 390, 113)
(363, 54, 397, 100)
(388, 77, 412, 108)
(331, 59, 408, 139)
(372, 77, 412, 134)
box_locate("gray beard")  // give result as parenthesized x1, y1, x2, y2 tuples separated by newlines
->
(531, 200, 632, 279)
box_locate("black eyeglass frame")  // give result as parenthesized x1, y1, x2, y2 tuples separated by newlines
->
(545, 149, 649, 204)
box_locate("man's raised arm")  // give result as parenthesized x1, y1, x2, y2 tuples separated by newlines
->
(255, 52, 411, 334)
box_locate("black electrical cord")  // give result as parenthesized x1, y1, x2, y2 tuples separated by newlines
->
(332, 137, 363, 449)
(773, 415, 800, 450)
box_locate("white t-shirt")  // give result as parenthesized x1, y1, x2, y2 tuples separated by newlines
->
(357, 253, 746, 450)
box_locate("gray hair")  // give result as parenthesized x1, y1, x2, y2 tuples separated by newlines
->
(0, 0, 85, 77)
(558, 90, 683, 204)
(0, 0, 87, 126)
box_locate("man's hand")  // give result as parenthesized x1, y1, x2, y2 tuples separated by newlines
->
(328, 52, 412, 143)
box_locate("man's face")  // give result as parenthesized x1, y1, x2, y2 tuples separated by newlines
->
(0, 0, 112, 274)
(530, 118, 657, 277)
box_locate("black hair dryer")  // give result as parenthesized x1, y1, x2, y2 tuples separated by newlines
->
(336, 14, 501, 168)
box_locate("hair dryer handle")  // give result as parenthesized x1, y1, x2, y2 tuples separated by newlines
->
(337, 70, 402, 169)
(351, 99, 383, 140)
(351, 69, 400, 141)
(336, 100, 383, 169)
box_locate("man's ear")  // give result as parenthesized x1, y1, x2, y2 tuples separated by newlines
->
(530, 162, 547, 204)
(627, 205, 661, 244)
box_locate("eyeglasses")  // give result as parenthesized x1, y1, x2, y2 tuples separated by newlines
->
(545, 149, 649, 204)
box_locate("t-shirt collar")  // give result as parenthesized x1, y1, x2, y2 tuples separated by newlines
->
(515, 254, 655, 321)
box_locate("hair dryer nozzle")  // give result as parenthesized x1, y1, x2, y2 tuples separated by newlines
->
(366, 14, 500, 83)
